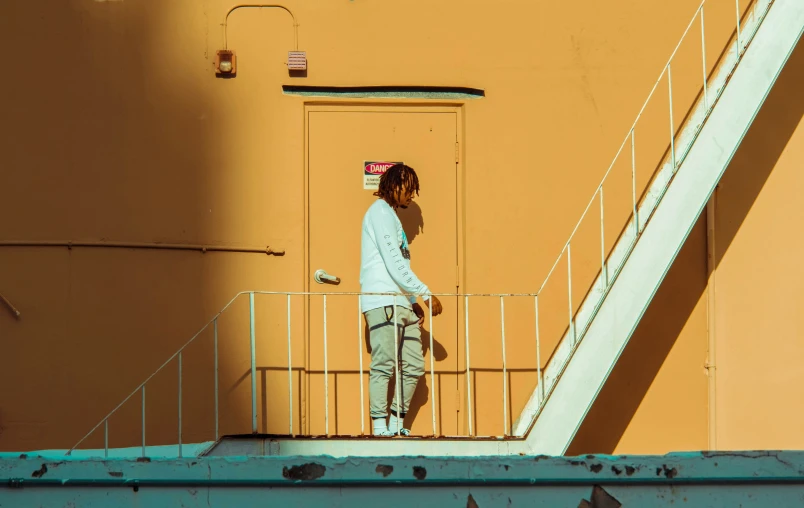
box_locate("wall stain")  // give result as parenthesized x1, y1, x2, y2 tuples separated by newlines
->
(282, 463, 326, 481)
(656, 465, 678, 479)
(375, 464, 393, 477)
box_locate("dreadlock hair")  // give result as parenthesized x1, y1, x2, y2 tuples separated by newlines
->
(374, 164, 420, 206)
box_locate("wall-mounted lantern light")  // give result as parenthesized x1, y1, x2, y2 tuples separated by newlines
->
(216, 50, 237, 76)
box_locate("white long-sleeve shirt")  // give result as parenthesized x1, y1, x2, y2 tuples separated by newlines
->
(360, 199, 431, 312)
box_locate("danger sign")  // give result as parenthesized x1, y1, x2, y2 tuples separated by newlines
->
(363, 161, 403, 190)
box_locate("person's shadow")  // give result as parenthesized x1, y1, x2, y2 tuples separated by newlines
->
(397, 200, 424, 246)
(362, 200, 449, 430)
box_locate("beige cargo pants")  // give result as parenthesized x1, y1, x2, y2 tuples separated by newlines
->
(364, 305, 424, 419)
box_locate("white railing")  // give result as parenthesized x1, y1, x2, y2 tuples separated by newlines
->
(68, 0, 773, 455)
(68, 290, 543, 456)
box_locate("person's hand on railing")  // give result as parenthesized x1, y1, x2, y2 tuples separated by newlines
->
(412, 303, 426, 325)
(426, 295, 443, 316)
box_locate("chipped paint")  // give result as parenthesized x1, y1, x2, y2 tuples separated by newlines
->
(0, 451, 801, 505)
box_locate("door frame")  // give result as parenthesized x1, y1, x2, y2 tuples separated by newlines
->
(302, 102, 466, 434)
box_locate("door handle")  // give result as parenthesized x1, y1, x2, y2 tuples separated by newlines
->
(314, 269, 341, 285)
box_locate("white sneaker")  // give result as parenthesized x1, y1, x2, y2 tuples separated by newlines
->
(374, 429, 395, 437)
(392, 428, 411, 436)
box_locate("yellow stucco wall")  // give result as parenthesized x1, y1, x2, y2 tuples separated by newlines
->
(711, 38, 804, 451)
(0, 0, 786, 454)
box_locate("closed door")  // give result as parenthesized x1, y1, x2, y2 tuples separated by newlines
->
(306, 106, 461, 436)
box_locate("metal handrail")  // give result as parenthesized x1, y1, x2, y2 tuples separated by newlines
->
(69, 290, 538, 455)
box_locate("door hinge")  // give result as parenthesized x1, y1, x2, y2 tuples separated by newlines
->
(454, 142, 460, 163)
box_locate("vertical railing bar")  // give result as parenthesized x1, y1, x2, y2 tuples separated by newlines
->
(668, 63, 676, 172)
(323, 294, 329, 436)
(287, 294, 293, 436)
(214, 318, 219, 441)
(249, 292, 257, 434)
(393, 303, 401, 435)
(631, 129, 638, 235)
(104, 420, 109, 459)
(500, 296, 508, 436)
(599, 187, 607, 287)
(429, 296, 436, 436)
(735, 0, 741, 53)
(701, 5, 708, 111)
(465, 295, 473, 436)
(178, 351, 183, 458)
(358, 297, 365, 436)
(141, 385, 146, 457)
(535, 295, 544, 402)
(567, 244, 575, 344)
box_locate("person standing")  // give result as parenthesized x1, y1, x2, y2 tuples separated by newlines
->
(359, 164, 443, 436)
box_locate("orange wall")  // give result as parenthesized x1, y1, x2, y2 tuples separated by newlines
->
(711, 38, 804, 451)
(0, 0, 760, 452)
(569, 218, 709, 455)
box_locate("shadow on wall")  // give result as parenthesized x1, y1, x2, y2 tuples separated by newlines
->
(567, 37, 804, 455)
(397, 200, 425, 245)
(0, 1, 239, 451)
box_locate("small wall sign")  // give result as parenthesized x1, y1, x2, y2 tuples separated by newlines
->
(363, 161, 402, 190)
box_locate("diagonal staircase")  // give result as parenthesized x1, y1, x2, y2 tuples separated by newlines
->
(514, 0, 804, 456)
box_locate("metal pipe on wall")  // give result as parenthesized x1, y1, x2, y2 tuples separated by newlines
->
(223, 4, 300, 50)
(706, 195, 718, 451)
(0, 240, 284, 256)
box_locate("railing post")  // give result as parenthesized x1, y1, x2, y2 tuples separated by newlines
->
(358, 297, 365, 435)
(465, 295, 473, 436)
(631, 129, 638, 235)
(701, 5, 708, 111)
(535, 295, 544, 402)
(287, 294, 293, 436)
(104, 420, 109, 459)
(214, 318, 219, 441)
(323, 294, 329, 436)
(668, 63, 676, 172)
(599, 187, 608, 287)
(735, 0, 741, 54)
(429, 295, 436, 437)
(393, 302, 401, 435)
(567, 244, 576, 344)
(249, 292, 257, 434)
(141, 385, 146, 457)
(178, 351, 183, 458)
(500, 296, 508, 436)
